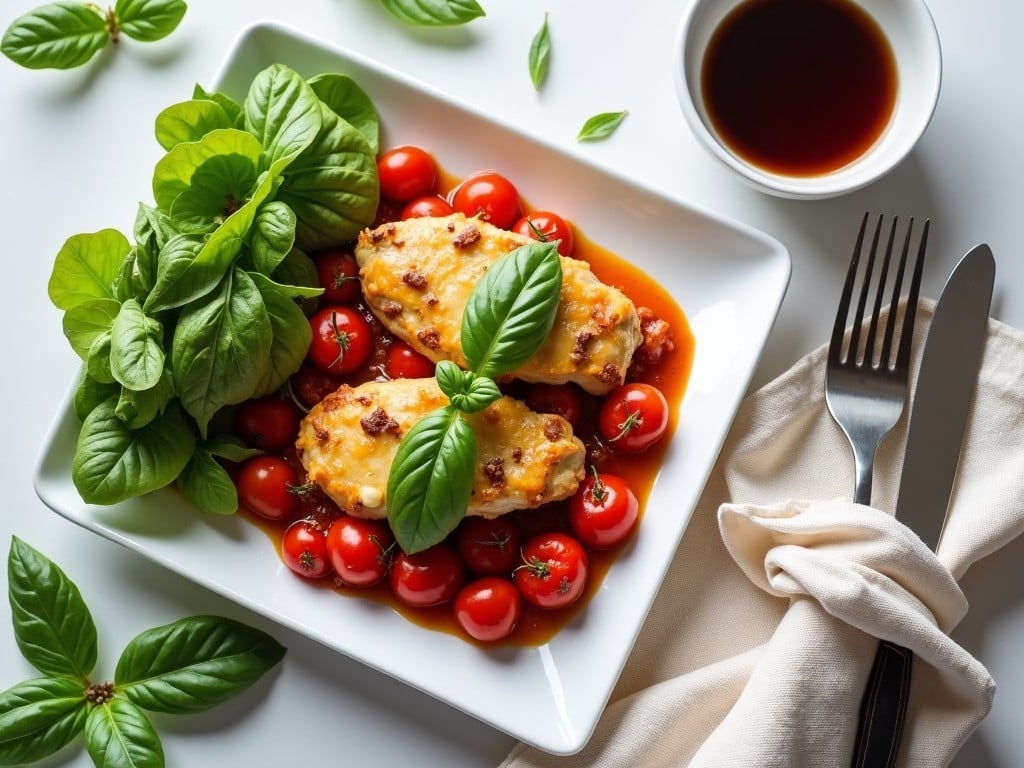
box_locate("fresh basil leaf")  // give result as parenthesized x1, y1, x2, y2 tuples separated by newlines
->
(114, 0, 187, 43)
(176, 447, 237, 515)
(203, 434, 262, 462)
(247, 272, 314, 397)
(277, 100, 379, 250)
(249, 201, 296, 275)
(461, 242, 562, 378)
(74, 370, 120, 421)
(387, 406, 476, 553)
(116, 615, 286, 713)
(152, 128, 262, 212)
(86, 330, 116, 385)
(434, 361, 499, 413)
(171, 269, 272, 437)
(8, 536, 98, 679)
(114, 363, 174, 429)
(63, 298, 121, 360)
(576, 110, 628, 142)
(110, 299, 164, 391)
(169, 154, 260, 224)
(84, 698, 163, 768)
(308, 73, 380, 154)
(271, 247, 318, 292)
(141, 233, 203, 313)
(528, 13, 550, 91)
(72, 398, 195, 505)
(155, 99, 234, 151)
(0, 676, 86, 765)
(1, 2, 108, 70)
(192, 83, 244, 128)
(244, 64, 322, 173)
(379, 0, 485, 26)
(48, 229, 129, 311)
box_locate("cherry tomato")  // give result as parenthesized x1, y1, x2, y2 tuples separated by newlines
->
(513, 211, 575, 257)
(568, 471, 639, 549)
(314, 249, 360, 304)
(456, 516, 520, 576)
(400, 195, 454, 220)
(236, 396, 301, 452)
(390, 545, 465, 607)
(449, 171, 521, 229)
(523, 383, 583, 429)
(385, 341, 436, 380)
(513, 532, 588, 610)
(326, 515, 395, 587)
(598, 382, 670, 453)
(454, 578, 523, 642)
(308, 306, 373, 375)
(289, 362, 342, 409)
(236, 455, 299, 521)
(282, 519, 332, 579)
(377, 146, 438, 202)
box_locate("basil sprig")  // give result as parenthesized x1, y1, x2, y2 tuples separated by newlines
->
(528, 13, 551, 91)
(1, 0, 187, 71)
(378, 0, 485, 26)
(386, 242, 561, 554)
(576, 110, 629, 142)
(0, 537, 285, 767)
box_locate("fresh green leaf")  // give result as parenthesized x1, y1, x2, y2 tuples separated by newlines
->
(379, 0, 485, 26)
(202, 434, 262, 463)
(168, 154, 260, 224)
(72, 399, 196, 505)
(270, 248, 319, 296)
(116, 615, 286, 713)
(86, 330, 116, 385)
(74, 370, 120, 421)
(155, 99, 234, 151)
(244, 64, 322, 173)
(114, 364, 175, 429)
(576, 110, 628, 142)
(461, 242, 562, 378)
(0, 676, 86, 765)
(387, 406, 476, 553)
(1, 2, 108, 70)
(84, 698, 163, 768)
(110, 299, 164, 391)
(63, 298, 121, 360)
(151, 128, 262, 212)
(434, 360, 501, 413)
(176, 447, 238, 515)
(308, 73, 380, 154)
(247, 272, 314, 397)
(48, 229, 130, 311)
(114, 0, 187, 43)
(140, 233, 203, 314)
(528, 13, 550, 91)
(249, 201, 296, 276)
(192, 83, 244, 128)
(8, 536, 97, 679)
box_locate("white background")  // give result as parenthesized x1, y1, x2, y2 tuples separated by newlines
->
(1, 0, 1022, 765)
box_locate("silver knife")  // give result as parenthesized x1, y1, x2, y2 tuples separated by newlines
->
(850, 243, 995, 768)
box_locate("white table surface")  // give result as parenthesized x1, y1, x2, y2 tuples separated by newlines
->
(2, 1, 1021, 765)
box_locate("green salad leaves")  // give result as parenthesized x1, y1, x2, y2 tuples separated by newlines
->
(0, 537, 285, 767)
(48, 63, 380, 512)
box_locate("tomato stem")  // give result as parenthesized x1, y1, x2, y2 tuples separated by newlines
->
(609, 405, 641, 442)
(588, 465, 606, 502)
(329, 311, 352, 368)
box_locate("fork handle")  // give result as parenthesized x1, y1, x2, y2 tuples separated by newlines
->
(850, 640, 913, 768)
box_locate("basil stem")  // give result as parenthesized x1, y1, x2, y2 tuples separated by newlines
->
(576, 110, 629, 142)
(528, 13, 551, 91)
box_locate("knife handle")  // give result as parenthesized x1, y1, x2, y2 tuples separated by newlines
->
(850, 640, 913, 768)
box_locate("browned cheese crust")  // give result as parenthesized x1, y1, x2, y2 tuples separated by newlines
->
(296, 378, 586, 519)
(354, 213, 642, 395)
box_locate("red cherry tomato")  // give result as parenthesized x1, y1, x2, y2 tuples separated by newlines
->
(326, 515, 395, 587)
(282, 519, 332, 579)
(236, 396, 301, 452)
(568, 471, 639, 549)
(390, 545, 465, 607)
(308, 306, 373, 375)
(512, 211, 575, 257)
(513, 532, 588, 610)
(598, 382, 670, 453)
(454, 578, 523, 642)
(456, 516, 520, 576)
(385, 341, 436, 379)
(449, 171, 521, 229)
(523, 383, 584, 429)
(377, 146, 438, 202)
(400, 195, 454, 220)
(236, 455, 299, 521)
(289, 362, 342, 410)
(314, 249, 360, 304)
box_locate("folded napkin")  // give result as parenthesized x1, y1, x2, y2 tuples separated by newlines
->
(501, 299, 1024, 768)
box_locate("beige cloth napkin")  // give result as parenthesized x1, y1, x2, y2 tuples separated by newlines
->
(501, 299, 1024, 768)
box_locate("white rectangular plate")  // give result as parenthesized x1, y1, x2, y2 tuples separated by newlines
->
(34, 21, 790, 756)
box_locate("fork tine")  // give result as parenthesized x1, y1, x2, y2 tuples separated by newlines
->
(879, 218, 914, 369)
(847, 214, 884, 364)
(894, 218, 930, 371)
(830, 212, 869, 365)
(863, 217, 899, 365)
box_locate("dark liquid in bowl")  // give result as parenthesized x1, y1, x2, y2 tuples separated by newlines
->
(701, 0, 898, 177)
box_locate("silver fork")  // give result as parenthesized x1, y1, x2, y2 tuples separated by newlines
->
(825, 213, 929, 507)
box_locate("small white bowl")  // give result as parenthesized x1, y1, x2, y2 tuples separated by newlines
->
(674, 0, 942, 199)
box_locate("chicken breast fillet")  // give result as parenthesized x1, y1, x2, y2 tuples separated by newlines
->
(355, 213, 642, 395)
(296, 378, 585, 520)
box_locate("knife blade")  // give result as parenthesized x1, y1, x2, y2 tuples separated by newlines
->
(850, 243, 995, 768)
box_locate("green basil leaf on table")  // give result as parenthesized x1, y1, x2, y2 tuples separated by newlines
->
(84, 697, 163, 768)
(435, 360, 501, 414)
(1, 2, 107, 70)
(192, 83, 245, 128)
(115, 615, 286, 713)
(48, 229, 128, 311)
(387, 406, 477, 554)
(576, 110, 629, 142)
(461, 241, 562, 378)
(151, 128, 262, 212)
(72, 399, 195, 505)
(114, 363, 175, 430)
(378, 0, 485, 26)
(110, 299, 164, 391)
(8, 537, 97, 679)
(528, 13, 551, 91)
(247, 271, 315, 397)
(113, 0, 187, 43)
(249, 201, 297, 275)
(244, 64, 322, 173)
(308, 73, 381, 154)
(0, 676, 87, 765)
(176, 447, 238, 515)
(62, 298, 120, 360)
